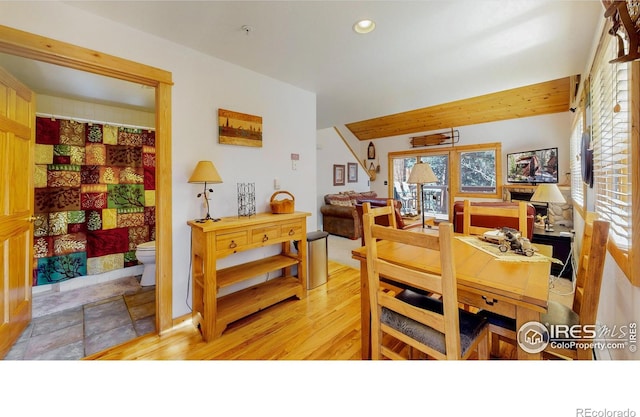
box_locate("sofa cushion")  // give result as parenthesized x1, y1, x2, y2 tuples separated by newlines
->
(326, 194, 353, 206)
(355, 191, 377, 200)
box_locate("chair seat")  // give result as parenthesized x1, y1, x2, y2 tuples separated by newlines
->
(382, 289, 488, 357)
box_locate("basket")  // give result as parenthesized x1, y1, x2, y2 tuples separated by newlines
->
(270, 191, 295, 214)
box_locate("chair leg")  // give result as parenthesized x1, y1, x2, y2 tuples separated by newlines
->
(477, 329, 490, 360)
(490, 333, 499, 357)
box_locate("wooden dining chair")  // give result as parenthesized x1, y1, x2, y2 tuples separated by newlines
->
(363, 203, 490, 360)
(479, 212, 610, 360)
(462, 199, 529, 239)
(364, 199, 398, 228)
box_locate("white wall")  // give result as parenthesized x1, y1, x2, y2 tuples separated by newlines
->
(335, 112, 572, 199)
(1, 2, 317, 318)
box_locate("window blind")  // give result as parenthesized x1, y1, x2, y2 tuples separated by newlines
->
(570, 117, 584, 208)
(591, 37, 632, 249)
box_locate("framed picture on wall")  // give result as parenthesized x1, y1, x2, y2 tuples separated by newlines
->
(347, 163, 358, 183)
(333, 164, 345, 186)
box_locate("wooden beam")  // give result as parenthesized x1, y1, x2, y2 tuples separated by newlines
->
(346, 77, 572, 141)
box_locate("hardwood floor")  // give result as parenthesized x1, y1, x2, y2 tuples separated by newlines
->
(84, 256, 565, 360)
(85, 261, 362, 360)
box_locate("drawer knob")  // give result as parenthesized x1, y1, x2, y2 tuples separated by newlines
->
(481, 296, 497, 306)
(262, 234, 269, 242)
(288, 229, 295, 236)
(229, 240, 237, 249)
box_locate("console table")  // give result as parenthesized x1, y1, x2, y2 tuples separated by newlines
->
(188, 211, 310, 341)
(532, 225, 574, 279)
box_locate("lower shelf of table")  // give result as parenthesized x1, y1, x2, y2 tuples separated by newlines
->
(215, 275, 303, 334)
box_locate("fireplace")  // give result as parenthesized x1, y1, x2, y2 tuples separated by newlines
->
(503, 185, 573, 227)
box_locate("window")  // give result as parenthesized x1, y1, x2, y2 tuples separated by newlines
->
(586, 30, 640, 285)
(457, 149, 497, 194)
(388, 143, 502, 221)
(570, 116, 584, 210)
(390, 153, 449, 220)
(591, 36, 631, 250)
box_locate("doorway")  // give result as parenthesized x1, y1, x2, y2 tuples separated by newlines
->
(0, 25, 174, 354)
(391, 154, 450, 221)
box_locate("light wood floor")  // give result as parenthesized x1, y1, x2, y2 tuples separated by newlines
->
(84, 258, 556, 360)
(85, 261, 362, 360)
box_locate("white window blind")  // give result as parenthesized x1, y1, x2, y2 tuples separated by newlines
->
(570, 117, 584, 208)
(591, 37, 632, 249)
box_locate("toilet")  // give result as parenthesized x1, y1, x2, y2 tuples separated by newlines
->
(135, 240, 156, 286)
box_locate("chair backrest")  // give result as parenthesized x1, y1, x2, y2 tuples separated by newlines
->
(363, 200, 397, 228)
(462, 199, 529, 238)
(357, 200, 399, 245)
(573, 212, 610, 327)
(363, 206, 461, 359)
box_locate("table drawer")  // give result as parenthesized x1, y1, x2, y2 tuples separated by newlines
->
(458, 290, 516, 318)
(216, 231, 248, 252)
(251, 225, 281, 244)
(280, 221, 303, 239)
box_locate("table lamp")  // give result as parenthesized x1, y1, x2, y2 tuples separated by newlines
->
(530, 183, 566, 231)
(188, 160, 223, 222)
(408, 161, 438, 229)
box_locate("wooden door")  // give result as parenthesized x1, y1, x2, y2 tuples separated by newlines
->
(0, 64, 35, 358)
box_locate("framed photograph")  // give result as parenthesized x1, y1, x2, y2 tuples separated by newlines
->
(347, 162, 358, 183)
(333, 164, 345, 186)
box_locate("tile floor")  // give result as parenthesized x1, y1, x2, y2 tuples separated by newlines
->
(4, 276, 155, 360)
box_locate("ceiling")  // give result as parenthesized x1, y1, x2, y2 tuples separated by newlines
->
(2, 1, 604, 135)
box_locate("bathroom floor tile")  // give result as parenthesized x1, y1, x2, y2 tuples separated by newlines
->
(4, 341, 28, 360)
(84, 323, 138, 356)
(31, 307, 83, 337)
(133, 315, 156, 336)
(124, 287, 155, 307)
(30, 340, 85, 360)
(3, 275, 156, 360)
(127, 301, 155, 321)
(23, 323, 84, 359)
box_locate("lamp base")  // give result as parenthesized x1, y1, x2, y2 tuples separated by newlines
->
(195, 184, 220, 223)
(195, 214, 221, 223)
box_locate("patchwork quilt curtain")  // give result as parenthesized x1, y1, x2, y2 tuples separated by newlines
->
(33, 117, 156, 286)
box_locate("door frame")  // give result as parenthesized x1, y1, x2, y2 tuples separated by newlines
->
(0, 24, 174, 334)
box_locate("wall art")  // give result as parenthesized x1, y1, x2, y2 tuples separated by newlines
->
(218, 108, 263, 147)
(333, 164, 345, 186)
(347, 162, 358, 183)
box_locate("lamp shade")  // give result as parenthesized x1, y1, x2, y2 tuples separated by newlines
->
(531, 183, 566, 204)
(188, 161, 223, 184)
(407, 161, 438, 184)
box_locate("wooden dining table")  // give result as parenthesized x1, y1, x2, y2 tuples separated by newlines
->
(352, 232, 551, 360)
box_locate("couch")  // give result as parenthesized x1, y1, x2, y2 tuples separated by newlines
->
(452, 200, 536, 240)
(320, 191, 390, 239)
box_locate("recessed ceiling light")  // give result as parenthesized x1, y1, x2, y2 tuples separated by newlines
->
(353, 19, 376, 34)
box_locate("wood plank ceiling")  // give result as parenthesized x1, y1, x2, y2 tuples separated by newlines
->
(345, 76, 573, 141)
